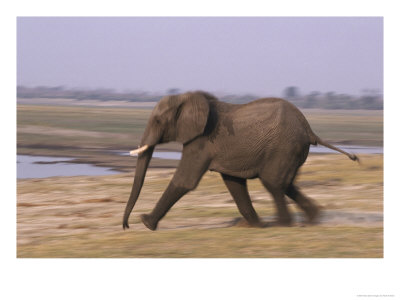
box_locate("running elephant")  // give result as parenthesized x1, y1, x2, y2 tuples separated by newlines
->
(123, 91, 358, 230)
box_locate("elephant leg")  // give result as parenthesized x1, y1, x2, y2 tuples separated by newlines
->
(285, 184, 320, 223)
(270, 189, 292, 226)
(221, 173, 263, 227)
(259, 179, 292, 226)
(141, 144, 211, 231)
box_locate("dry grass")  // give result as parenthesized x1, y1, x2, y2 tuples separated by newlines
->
(17, 154, 383, 258)
(303, 109, 383, 146)
(17, 226, 383, 258)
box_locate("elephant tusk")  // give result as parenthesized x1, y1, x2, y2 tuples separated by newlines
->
(129, 145, 149, 156)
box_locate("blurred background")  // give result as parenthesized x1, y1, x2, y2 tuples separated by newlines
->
(17, 17, 383, 97)
(16, 17, 383, 258)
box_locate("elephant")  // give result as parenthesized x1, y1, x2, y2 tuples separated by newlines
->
(122, 91, 358, 231)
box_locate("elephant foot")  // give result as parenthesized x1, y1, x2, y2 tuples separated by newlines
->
(140, 214, 158, 231)
(265, 220, 292, 227)
(274, 217, 293, 227)
(305, 206, 321, 225)
(232, 218, 269, 228)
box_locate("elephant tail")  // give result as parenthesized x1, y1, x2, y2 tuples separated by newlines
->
(310, 133, 359, 162)
(289, 103, 359, 162)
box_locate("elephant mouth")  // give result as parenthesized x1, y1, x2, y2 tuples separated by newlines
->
(129, 144, 150, 156)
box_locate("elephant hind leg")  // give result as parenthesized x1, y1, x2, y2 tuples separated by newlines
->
(259, 178, 292, 226)
(221, 173, 263, 227)
(285, 184, 320, 223)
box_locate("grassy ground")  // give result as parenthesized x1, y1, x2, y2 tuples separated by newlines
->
(17, 154, 383, 258)
(17, 105, 182, 171)
(303, 109, 383, 146)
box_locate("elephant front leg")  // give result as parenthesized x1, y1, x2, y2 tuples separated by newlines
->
(221, 173, 264, 227)
(141, 143, 211, 231)
(140, 182, 192, 230)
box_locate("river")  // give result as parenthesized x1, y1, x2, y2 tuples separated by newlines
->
(17, 145, 382, 179)
(17, 155, 120, 179)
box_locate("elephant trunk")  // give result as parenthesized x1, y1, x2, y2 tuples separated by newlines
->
(122, 146, 154, 229)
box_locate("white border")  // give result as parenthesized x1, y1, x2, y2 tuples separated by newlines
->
(4, 1, 399, 299)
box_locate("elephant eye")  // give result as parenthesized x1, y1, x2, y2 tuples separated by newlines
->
(154, 117, 161, 125)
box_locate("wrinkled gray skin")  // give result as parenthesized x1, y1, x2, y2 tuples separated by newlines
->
(123, 91, 358, 231)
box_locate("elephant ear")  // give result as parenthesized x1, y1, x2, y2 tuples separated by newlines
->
(175, 93, 210, 144)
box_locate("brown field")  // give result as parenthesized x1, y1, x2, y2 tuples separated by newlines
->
(17, 154, 383, 258)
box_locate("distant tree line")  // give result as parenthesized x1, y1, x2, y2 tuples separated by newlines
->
(17, 86, 383, 110)
(281, 86, 383, 110)
(17, 86, 163, 102)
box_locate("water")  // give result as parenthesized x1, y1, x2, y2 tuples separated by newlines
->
(153, 151, 182, 160)
(18, 145, 382, 179)
(310, 144, 383, 154)
(118, 145, 382, 159)
(17, 155, 120, 179)
(111, 150, 182, 160)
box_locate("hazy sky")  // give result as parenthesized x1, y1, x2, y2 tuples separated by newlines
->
(17, 17, 383, 96)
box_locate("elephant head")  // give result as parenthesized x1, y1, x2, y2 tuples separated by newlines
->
(123, 91, 211, 229)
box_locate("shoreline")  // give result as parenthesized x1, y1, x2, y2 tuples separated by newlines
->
(17, 152, 383, 180)
(17, 143, 383, 176)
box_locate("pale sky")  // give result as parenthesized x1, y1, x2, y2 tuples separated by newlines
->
(17, 17, 383, 96)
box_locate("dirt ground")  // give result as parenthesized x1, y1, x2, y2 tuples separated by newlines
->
(17, 154, 383, 258)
